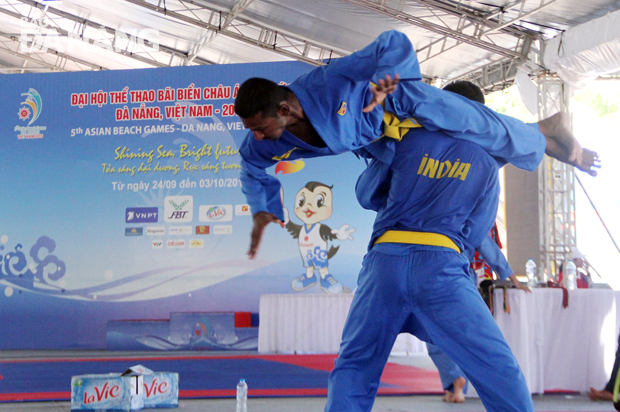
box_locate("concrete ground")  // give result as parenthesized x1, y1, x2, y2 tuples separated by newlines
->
(0, 351, 615, 411)
(0, 393, 615, 412)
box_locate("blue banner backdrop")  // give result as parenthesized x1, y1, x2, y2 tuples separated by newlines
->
(0, 61, 376, 349)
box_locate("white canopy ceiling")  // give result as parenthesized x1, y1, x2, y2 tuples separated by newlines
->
(1, 0, 620, 91)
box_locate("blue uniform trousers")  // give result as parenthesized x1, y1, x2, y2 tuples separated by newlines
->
(426, 342, 469, 393)
(325, 245, 533, 412)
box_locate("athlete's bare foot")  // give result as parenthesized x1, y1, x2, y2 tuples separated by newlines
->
(442, 377, 466, 403)
(588, 387, 614, 401)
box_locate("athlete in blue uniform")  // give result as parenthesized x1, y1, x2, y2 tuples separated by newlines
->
(423, 81, 530, 404)
(235, 30, 600, 258)
(324, 127, 533, 412)
(429, 232, 531, 403)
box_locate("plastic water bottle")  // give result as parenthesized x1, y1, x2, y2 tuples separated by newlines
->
(236, 378, 247, 412)
(525, 259, 537, 287)
(565, 260, 577, 290)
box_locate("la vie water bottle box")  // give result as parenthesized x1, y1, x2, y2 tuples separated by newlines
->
(71, 365, 179, 410)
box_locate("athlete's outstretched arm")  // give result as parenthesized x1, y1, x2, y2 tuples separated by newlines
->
(538, 112, 601, 176)
(248, 211, 282, 259)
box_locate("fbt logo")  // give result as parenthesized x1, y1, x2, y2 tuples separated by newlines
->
(126, 207, 158, 223)
(83, 381, 121, 405)
(235, 204, 252, 216)
(165, 196, 193, 222)
(199, 204, 232, 222)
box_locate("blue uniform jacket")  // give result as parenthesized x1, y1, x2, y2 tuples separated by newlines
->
(464, 235, 514, 280)
(239, 30, 544, 221)
(356, 128, 500, 255)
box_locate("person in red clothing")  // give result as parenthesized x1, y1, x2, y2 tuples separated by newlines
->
(470, 223, 503, 285)
(557, 247, 592, 288)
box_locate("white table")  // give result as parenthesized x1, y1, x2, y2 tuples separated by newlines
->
(493, 287, 620, 393)
(258, 294, 427, 355)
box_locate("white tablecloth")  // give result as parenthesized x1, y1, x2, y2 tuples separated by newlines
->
(258, 294, 427, 355)
(493, 288, 620, 393)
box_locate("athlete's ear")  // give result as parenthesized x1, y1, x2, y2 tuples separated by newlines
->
(277, 102, 290, 116)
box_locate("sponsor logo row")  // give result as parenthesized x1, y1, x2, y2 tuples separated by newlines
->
(125, 225, 232, 237)
(151, 239, 209, 249)
(126, 197, 251, 223)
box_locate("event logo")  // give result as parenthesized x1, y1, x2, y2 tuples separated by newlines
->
(126, 207, 158, 223)
(15, 88, 46, 139)
(275, 160, 305, 175)
(199, 205, 232, 222)
(165, 196, 193, 222)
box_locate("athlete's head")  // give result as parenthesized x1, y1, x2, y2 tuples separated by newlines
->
(235, 77, 289, 141)
(442, 80, 485, 104)
(294, 182, 333, 225)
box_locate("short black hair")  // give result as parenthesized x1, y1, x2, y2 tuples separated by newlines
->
(442, 80, 485, 104)
(234, 77, 288, 119)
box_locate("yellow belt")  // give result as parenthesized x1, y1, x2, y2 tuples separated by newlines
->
(370, 82, 423, 141)
(382, 113, 422, 140)
(374, 230, 461, 253)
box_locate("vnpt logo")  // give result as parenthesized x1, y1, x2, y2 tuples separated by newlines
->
(165, 196, 193, 222)
(126, 207, 158, 223)
(125, 227, 143, 236)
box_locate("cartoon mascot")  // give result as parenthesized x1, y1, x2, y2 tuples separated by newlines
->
(283, 181, 355, 294)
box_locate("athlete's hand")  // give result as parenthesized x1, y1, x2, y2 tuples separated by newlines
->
(248, 211, 282, 259)
(363, 74, 400, 113)
(510, 275, 531, 293)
